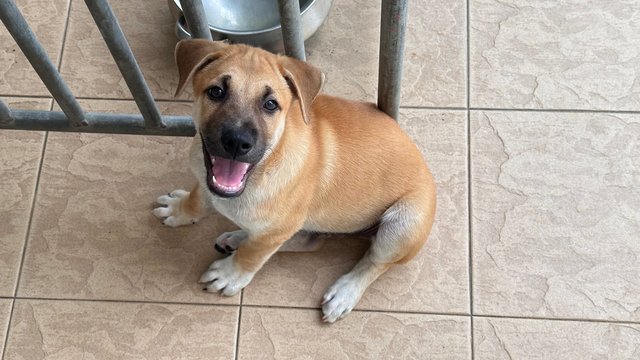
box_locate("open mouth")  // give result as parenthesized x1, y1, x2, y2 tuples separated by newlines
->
(201, 136, 254, 198)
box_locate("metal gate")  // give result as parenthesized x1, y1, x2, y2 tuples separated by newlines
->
(0, 0, 407, 136)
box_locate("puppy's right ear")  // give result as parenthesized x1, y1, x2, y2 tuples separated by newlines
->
(174, 39, 228, 97)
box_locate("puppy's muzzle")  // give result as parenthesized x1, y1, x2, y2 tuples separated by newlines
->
(200, 123, 264, 198)
(221, 127, 255, 158)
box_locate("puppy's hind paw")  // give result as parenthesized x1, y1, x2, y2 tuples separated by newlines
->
(213, 230, 248, 255)
(153, 189, 199, 227)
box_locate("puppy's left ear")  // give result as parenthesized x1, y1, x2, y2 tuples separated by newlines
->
(174, 39, 229, 97)
(279, 57, 325, 124)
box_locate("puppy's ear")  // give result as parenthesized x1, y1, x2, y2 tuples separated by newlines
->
(279, 56, 324, 124)
(174, 39, 228, 97)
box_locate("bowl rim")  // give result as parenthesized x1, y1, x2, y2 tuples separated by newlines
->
(175, 0, 318, 36)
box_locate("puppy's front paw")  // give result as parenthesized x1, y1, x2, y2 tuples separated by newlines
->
(321, 275, 365, 323)
(199, 254, 254, 296)
(153, 189, 198, 227)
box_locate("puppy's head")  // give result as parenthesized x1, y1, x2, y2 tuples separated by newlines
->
(175, 39, 323, 198)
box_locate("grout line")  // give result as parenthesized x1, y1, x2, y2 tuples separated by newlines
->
(475, 314, 640, 326)
(469, 316, 474, 360)
(5, 295, 640, 326)
(469, 107, 640, 115)
(466, 0, 475, 358)
(2, 131, 48, 360)
(7, 294, 472, 318)
(0, 299, 15, 360)
(466, 5, 471, 110)
(10, 296, 241, 308)
(11, 133, 49, 297)
(346, 307, 469, 318)
(241, 304, 472, 318)
(234, 291, 244, 360)
(55, 0, 74, 72)
(400, 105, 467, 111)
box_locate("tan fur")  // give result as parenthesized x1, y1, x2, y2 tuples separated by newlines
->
(181, 183, 205, 218)
(169, 40, 436, 320)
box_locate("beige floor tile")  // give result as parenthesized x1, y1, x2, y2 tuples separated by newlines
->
(470, 0, 640, 111)
(0, 0, 69, 97)
(3, 299, 238, 360)
(474, 317, 640, 360)
(242, 235, 369, 309)
(239, 307, 470, 360)
(0, 299, 11, 355)
(0, 97, 51, 111)
(17, 99, 239, 304)
(471, 111, 640, 321)
(402, 0, 467, 107)
(0, 98, 50, 296)
(307, 0, 466, 107)
(59, 0, 184, 100)
(243, 109, 469, 314)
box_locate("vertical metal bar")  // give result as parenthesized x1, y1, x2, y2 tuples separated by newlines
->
(181, 0, 213, 40)
(377, 0, 408, 120)
(0, 98, 13, 125)
(0, 0, 87, 127)
(84, 0, 164, 129)
(277, 0, 306, 60)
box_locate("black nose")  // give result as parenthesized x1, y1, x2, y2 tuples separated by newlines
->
(220, 128, 255, 158)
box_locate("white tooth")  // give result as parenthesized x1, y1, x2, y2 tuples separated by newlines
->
(212, 175, 217, 184)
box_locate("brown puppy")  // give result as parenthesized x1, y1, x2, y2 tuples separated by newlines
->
(154, 39, 436, 322)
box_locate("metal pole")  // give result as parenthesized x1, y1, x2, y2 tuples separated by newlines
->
(277, 0, 306, 60)
(1, 110, 195, 137)
(84, 0, 165, 129)
(181, 0, 213, 40)
(0, 98, 13, 125)
(377, 0, 408, 120)
(0, 0, 87, 127)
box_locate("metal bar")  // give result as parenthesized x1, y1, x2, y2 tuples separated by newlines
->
(181, 0, 213, 40)
(0, 0, 87, 127)
(84, 0, 164, 129)
(0, 98, 13, 125)
(377, 0, 408, 120)
(277, 0, 306, 60)
(1, 110, 195, 137)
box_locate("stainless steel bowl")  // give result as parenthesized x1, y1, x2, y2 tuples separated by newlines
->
(168, 0, 333, 53)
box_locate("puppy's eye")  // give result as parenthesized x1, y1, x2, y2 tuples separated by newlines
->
(207, 86, 225, 100)
(263, 99, 279, 112)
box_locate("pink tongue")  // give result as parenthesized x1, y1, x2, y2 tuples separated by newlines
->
(212, 156, 250, 187)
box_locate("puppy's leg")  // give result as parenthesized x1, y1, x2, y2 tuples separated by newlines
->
(153, 184, 209, 227)
(321, 195, 435, 323)
(278, 231, 326, 252)
(200, 230, 296, 296)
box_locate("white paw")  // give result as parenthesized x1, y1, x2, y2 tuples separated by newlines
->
(199, 254, 255, 296)
(321, 275, 365, 323)
(153, 189, 198, 227)
(214, 230, 248, 255)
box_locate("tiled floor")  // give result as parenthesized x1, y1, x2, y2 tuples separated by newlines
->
(1, 0, 639, 358)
